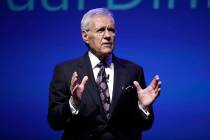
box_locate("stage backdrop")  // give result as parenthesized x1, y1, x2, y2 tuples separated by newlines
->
(1, 0, 210, 140)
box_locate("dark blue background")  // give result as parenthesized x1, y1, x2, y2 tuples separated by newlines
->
(1, 0, 210, 139)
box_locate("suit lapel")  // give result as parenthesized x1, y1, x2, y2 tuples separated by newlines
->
(76, 53, 104, 114)
(109, 56, 127, 117)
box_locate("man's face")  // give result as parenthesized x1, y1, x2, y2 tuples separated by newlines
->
(82, 15, 115, 59)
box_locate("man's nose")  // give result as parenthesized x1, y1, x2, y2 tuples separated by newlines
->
(104, 29, 111, 39)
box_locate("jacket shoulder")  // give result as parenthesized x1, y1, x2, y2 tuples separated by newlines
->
(55, 55, 85, 69)
(115, 57, 144, 71)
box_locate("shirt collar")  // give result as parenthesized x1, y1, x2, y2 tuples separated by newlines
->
(88, 51, 112, 69)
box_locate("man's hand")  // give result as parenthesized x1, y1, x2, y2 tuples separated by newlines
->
(133, 75, 161, 108)
(70, 72, 88, 106)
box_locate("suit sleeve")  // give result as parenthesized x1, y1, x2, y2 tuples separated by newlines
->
(48, 64, 73, 131)
(132, 66, 154, 131)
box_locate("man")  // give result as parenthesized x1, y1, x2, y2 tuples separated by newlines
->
(48, 8, 161, 140)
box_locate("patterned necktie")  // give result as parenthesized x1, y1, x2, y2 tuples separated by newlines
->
(96, 62, 110, 118)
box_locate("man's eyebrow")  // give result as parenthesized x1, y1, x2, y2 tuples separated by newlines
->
(95, 26, 105, 29)
(95, 27, 106, 31)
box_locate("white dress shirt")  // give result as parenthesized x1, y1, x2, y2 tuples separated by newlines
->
(88, 51, 114, 101)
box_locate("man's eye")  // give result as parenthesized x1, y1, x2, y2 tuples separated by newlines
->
(97, 28, 105, 33)
(109, 28, 115, 33)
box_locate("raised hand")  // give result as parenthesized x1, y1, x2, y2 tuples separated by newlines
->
(133, 75, 161, 108)
(70, 72, 88, 106)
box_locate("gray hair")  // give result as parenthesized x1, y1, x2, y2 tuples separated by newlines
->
(81, 8, 115, 31)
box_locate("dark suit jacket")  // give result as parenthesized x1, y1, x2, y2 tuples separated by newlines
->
(48, 53, 154, 140)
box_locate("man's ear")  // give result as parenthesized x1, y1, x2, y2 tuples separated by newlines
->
(82, 31, 89, 44)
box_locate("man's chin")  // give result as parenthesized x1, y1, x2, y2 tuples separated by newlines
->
(102, 49, 113, 55)
(102, 46, 113, 52)
(98, 50, 113, 59)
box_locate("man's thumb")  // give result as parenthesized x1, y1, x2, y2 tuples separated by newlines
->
(133, 81, 142, 91)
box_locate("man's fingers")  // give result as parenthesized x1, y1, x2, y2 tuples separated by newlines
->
(71, 72, 78, 84)
(80, 76, 88, 87)
(72, 84, 79, 93)
(71, 72, 78, 92)
(76, 76, 88, 94)
(154, 81, 161, 92)
(150, 75, 160, 89)
(158, 81, 161, 89)
(133, 81, 142, 91)
(72, 77, 78, 89)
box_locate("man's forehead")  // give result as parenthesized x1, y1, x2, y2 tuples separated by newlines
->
(90, 15, 115, 27)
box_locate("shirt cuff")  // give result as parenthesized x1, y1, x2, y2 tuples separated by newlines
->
(138, 101, 150, 117)
(69, 97, 79, 115)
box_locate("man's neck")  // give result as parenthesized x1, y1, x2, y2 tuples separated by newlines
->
(89, 50, 112, 63)
(88, 51, 112, 68)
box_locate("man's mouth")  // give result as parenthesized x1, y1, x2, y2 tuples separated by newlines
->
(102, 42, 112, 45)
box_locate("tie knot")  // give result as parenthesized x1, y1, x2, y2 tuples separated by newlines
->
(97, 61, 108, 68)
